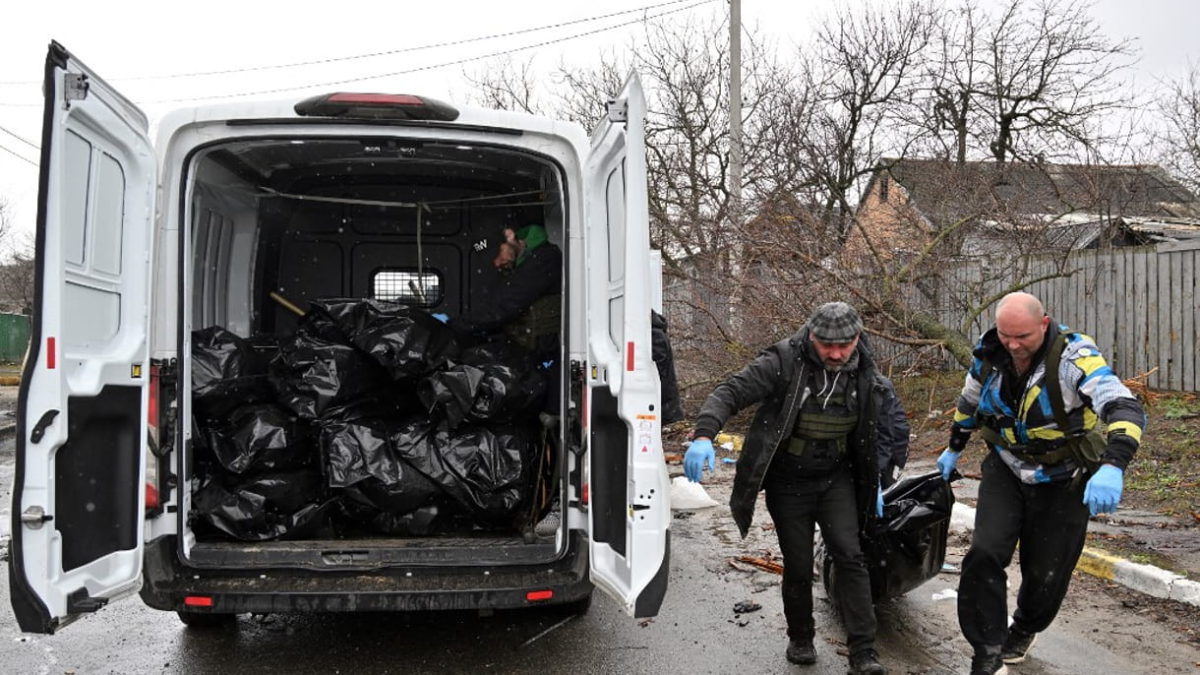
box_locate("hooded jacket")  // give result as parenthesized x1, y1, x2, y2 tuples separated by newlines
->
(694, 327, 885, 538)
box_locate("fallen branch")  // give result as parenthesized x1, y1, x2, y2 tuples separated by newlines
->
(734, 555, 784, 575)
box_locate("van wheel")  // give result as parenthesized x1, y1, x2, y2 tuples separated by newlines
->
(176, 610, 236, 628)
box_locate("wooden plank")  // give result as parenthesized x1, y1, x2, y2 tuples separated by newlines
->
(1114, 249, 1129, 376)
(1132, 250, 1148, 381)
(1169, 252, 1184, 391)
(1097, 254, 1115, 356)
(1186, 251, 1197, 392)
(1157, 249, 1171, 390)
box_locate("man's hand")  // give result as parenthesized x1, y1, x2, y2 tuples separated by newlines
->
(1083, 464, 1124, 516)
(937, 448, 960, 481)
(683, 438, 716, 483)
(431, 313, 449, 323)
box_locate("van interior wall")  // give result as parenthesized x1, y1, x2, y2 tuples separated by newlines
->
(186, 146, 568, 548)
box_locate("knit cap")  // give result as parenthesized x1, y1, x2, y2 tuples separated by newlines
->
(807, 302, 862, 344)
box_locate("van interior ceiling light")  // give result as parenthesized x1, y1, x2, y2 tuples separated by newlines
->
(294, 93, 460, 121)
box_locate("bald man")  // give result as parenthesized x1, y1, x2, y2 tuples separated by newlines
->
(938, 292, 1146, 675)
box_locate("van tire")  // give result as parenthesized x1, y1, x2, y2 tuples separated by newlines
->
(176, 610, 236, 628)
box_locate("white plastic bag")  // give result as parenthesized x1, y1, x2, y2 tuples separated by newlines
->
(670, 475, 720, 510)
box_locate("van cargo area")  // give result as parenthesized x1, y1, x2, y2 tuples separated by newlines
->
(180, 136, 570, 570)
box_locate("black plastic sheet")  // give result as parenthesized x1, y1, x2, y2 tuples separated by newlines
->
(202, 404, 313, 476)
(397, 422, 538, 521)
(320, 414, 442, 514)
(271, 310, 392, 419)
(418, 342, 546, 428)
(865, 470, 955, 601)
(192, 326, 273, 419)
(312, 299, 459, 381)
(191, 470, 336, 541)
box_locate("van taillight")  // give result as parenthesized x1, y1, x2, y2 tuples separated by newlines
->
(146, 483, 160, 510)
(183, 596, 213, 607)
(294, 92, 459, 121)
(582, 482, 589, 506)
(526, 590, 553, 602)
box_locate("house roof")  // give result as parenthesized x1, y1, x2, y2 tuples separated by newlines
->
(876, 159, 1200, 224)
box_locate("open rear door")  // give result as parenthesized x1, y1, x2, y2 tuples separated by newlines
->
(583, 73, 670, 618)
(8, 42, 155, 634)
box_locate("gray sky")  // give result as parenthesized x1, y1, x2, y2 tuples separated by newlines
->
(1, 0, 1197, 244)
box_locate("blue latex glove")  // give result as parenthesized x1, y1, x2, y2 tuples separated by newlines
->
(937, 448, 959, 481)
(431, 313, 449, 323)
(875, 487, 884, 517)
(683, 438, 716, 483)
(1083, 464, 1124, 516)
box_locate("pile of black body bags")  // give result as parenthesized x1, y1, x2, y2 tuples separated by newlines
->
(190, 299, 550, 542)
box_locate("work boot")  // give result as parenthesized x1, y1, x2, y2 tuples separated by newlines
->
(1000, 627, 1038, 664)
(969, 650, 1008, 675)
(847, 649, 886, 674)
(785, 639, 817, 665)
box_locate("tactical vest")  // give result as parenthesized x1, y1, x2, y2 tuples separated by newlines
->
(976, 327, 1105, 471)
(780, 369, 859, 475)
(504, 292, 561, 352)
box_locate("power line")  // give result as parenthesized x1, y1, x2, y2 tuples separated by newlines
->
(148, 0, 716, 105)
(0, 142, 38, 167)
(0, 0, 697, 86)
(0, 123, 38, 150)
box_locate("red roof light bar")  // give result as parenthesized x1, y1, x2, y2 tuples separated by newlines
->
(295, 92, 459, 121)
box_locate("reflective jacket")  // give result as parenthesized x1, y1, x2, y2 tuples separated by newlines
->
(951, 321, 1145, 484)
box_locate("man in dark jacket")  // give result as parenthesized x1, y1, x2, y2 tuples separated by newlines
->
(875, 374, 910, 488)
(651, 310, 684, 425)
(448, 224, 561, 361)
(684, 302, 887, 675)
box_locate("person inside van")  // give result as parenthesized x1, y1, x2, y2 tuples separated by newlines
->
(446, 224, 562, 362)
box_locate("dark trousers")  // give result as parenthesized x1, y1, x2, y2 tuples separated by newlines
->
(958, 451, 1090, 651)
(765, 469, 877, 655)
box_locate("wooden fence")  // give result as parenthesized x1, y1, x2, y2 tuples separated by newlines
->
(872, 240, 1200, 392)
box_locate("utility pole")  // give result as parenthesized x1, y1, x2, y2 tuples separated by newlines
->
(729, 0, 743, 227)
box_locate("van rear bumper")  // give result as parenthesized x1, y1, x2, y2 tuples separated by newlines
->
(139, 533, 593, 614)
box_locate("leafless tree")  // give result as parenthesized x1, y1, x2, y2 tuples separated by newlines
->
(0, 199, 34, 314)
(1156, 65, 1200, 194)
(914, 0, 1136, 165)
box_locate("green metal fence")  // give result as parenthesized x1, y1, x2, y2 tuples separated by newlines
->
(0, 313, 31, 363)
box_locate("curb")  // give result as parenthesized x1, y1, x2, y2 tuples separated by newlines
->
(949, 502, 1200, 608)
(0, 376, 19, 386)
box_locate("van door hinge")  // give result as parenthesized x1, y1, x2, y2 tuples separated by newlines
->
(63, 73, 89, 106)
(66, 587, 107, 614)
(606, 98, 628, 124)
(20, 506, 53, 529)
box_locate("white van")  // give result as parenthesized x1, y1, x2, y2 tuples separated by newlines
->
(8, 42, 671, 633)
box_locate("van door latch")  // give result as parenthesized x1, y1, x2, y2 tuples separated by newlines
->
(30, 409, 60, 443)
(63, 73, 89, 103)
(606, 98, 628, 124)
(21, 506, 53, 529)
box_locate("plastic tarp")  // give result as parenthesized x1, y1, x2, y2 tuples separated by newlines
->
(191, 470, 337, 541)
(417, 342, 546, 428)
(865, 470, 956, 601)
(202, 404, 313, 475)
(192, 326, 273, 419)
(271, 309, 393, 419)
(312, 298, 459, 380)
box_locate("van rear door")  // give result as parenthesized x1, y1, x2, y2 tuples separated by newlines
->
(583, 73, 671, 618)
(8, 41, 155, 634)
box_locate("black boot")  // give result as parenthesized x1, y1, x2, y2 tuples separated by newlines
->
(785, 639, 816, 665)
(1000, 627, 1038, 664)
(847, 649, 886, 674)
(969, 649, 1008, 675)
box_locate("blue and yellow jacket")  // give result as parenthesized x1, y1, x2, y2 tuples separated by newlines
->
(950, 322, 1145, 484)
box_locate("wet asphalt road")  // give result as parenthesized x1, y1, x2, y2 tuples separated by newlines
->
(2, 441, 1199, 674)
